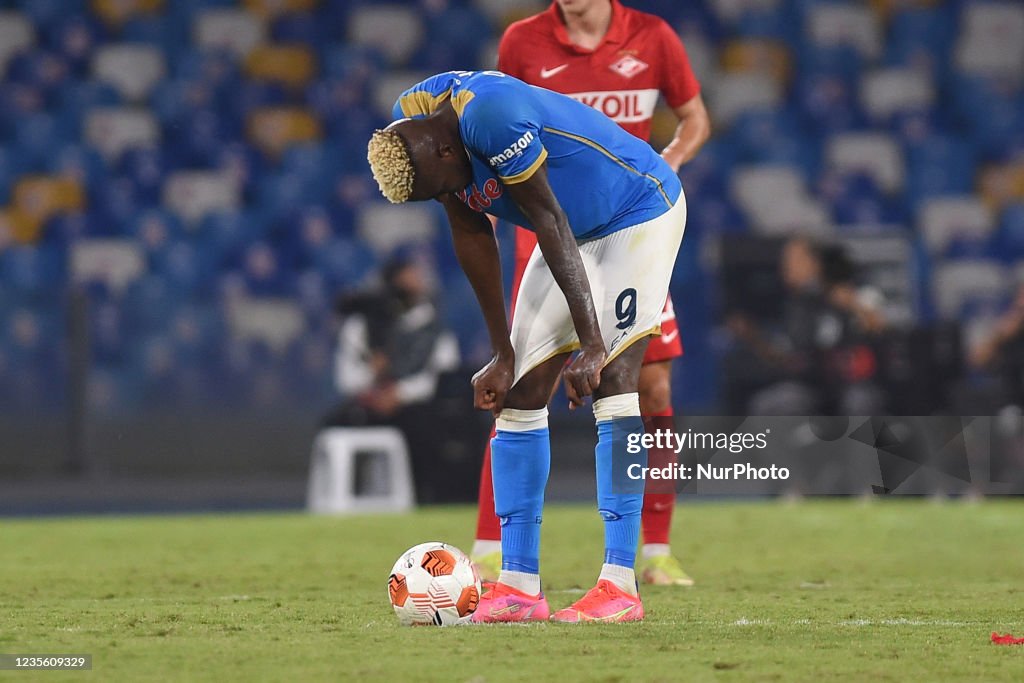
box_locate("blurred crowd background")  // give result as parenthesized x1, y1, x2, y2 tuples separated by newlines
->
(0, 0, 1022, 493)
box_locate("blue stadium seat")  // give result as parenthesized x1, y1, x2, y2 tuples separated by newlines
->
(994, 203, 1024, 261)
(320, 44, 387, 81)
(196, 208, 270, 267)
(13, 112, 76, 171)
(47, 143, 107, 192)
(118, 145, 176, 203)
(0, 243, 64, 297)
(270, 11, 328, 46)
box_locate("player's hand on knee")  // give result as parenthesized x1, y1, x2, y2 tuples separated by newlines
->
(472, 355, 515, 415)
(565, 345, 606, 410)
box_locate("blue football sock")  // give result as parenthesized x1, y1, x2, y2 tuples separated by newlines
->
(594, 394, 646, 569)
(491, 408, 550, 575)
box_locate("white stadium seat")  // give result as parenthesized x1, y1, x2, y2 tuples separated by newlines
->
(227, 297, 304, 353)
(709, 0, 783, 24)
(84, 107, 160, 160)
(372, 71, 431, 119)
(193, 8, 266, 58)
(706, 72, 783, 127)
(807, 3, 882, 60)
(932, 260, 1008, 319)
(70, 239, 145, 294)
(955, 2, 1024, 81)
(348, 5, 424, 64)
(357, 202, 437, 254)
(918, 196, 996, 253)
(826, 132, 905, 193)
(0, 11, 34, 77)
(860, 68, 935, 120)
(162, 171, 240, 225)
(731, 164, 806, 214)
(730, 164, 832, 235)
(92, 44, 166, 102)
(753, 197, 833, 237)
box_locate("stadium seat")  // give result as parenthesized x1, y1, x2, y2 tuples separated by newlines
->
(356, 202, 437, 255)
(731, 164, 807, 212)
(245, 106, 323, 158)
(796, 70, 863, 133)
(11, 175, 85, 239)
(0, 11, 36, 76)
(720, 38, 791, 83)
(84, 107, 159, 160)
(705, 72, 783, 128)
(244, 44, 317, 90)
(860, 68, 934, 122)
(347, 5, 423, 65)
(69, 238, 145, 293)
(192, 8, 265, 58)
(931, 260, 1008, 319)
(978, 162, 1024, 212)
(707, 0, 785, 26)
(825, 132, 904, 193)
(995, 203, 1024, 259)
(372, 70, 432, 118)
(91, 43, 166, 101)
(91, 0, 164, 27)
(918, 196, 996, 254)
(227, 296, 304, 352)
(242, 0, 318, 18)
(954, 2, 1024, 82)
(162, 170, 240, 226)
(807, 2, 882, 60)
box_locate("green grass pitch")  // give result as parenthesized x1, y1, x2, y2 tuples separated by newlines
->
(2, 500, 1023, 682)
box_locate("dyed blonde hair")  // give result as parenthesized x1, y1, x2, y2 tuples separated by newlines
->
(367, 128, 414, 203)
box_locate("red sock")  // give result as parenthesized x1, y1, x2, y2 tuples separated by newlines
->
(642, 407, 676, 546)
(475, 425, 501, 542)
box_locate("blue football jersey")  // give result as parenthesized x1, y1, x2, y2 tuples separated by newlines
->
(392, 71, 682, 240)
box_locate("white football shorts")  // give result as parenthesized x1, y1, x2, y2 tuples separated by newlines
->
(509, 191, 687, 385)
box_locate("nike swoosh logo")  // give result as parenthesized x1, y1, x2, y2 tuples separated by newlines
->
(540, 64, 568, 79)
(660, 330, 679, 343)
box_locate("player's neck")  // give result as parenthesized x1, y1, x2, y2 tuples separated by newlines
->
(561, 1, 613, 50)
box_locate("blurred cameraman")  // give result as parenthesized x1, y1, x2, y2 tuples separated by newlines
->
(726, 237, 887, 414)
(968, 282, 1024, 410)
(326, 249, 459, 427)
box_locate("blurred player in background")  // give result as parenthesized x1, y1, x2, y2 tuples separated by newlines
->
(471, 0, 711, 587)
(368, 68, 688, 622)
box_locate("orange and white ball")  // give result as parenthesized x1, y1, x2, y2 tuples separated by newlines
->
(387, 542, 481, 626)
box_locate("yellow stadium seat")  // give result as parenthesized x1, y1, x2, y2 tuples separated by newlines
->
(12, 176, 85, 237)
(869, 0, 940, 20)
(91, 0, 164, 25)
(721, 39, 791, 84)
(979, 163, 1024, 211)
(246, 107, 323, 158)
(242, 0, 318, 19)
(244, 44, 317, 90)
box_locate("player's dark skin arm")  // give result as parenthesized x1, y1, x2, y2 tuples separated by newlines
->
(504, 164, 606, 409)
(439, 193, 515, 414)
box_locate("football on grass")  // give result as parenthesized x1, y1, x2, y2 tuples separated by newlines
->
(387, 542, 481, 626)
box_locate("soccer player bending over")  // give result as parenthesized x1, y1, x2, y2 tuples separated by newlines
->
(367, 70, 686, 623)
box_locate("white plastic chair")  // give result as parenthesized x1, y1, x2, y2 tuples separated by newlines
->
(307, 427, 416, 514)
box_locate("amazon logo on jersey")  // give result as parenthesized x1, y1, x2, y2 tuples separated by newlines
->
(488, 131, 535, 166)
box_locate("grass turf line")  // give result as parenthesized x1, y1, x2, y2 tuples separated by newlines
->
(1, 500, 1022, 682)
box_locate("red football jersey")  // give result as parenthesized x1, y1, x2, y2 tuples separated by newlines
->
(497, 0, 701, 143)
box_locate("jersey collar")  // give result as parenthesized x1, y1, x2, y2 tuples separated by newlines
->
(548, 0, 628, 53)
